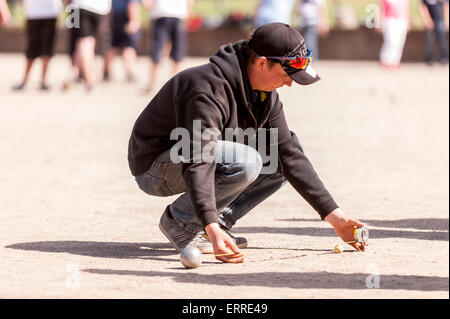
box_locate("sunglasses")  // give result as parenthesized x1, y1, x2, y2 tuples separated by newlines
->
(260, 49, 312, 70)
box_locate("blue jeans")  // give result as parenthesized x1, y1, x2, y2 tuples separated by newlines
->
(135, 140, 287, 234)
(425, 19, 449, 63)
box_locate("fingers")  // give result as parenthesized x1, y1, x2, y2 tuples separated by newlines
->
(226, 237, 241, 253)
(214, 237, 244, 263)
(215, 251, 244, 263)
(349, 241, 368, 252)
(217, 253, 244, 263)
(349, 242, 362, 251)
(350, 219, 365, 228)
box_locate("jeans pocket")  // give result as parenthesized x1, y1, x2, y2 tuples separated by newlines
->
(151, 160, 186, 195)
(135, 173, 174, 197)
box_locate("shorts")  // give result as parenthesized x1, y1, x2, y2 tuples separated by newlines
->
(75, 9, 102, 39)
(68, 26, 78, 57)
(25, 18, 57, 59)
(110, 14, 140, 50)
(151, 17, 186, 63)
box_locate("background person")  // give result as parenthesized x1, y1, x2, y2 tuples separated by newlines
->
(379, 0, 410, 70)
(103, 0, 142, 82)
(142, 0, 194, 93)
(296, 0, 329, 60)
(254, 0, 296, 28)
(419, 0, 449, 65)
(62, 0, 84, 88)
(63, 0, 112, 91)
(12, 0, 63, 91)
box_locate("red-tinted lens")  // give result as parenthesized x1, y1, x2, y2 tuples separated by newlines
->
(288, 57, 309, 69)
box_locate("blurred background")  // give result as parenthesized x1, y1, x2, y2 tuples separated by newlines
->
(0, 1, 448, 299)
(0, 0, 448, 61)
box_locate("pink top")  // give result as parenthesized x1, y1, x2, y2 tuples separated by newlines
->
(382, 0, 409, 19)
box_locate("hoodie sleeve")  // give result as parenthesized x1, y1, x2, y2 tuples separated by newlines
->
(268, 94, 339, 219)
(175, 93, 226, 227)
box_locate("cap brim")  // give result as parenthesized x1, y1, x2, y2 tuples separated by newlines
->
(284, 64, 320, 85)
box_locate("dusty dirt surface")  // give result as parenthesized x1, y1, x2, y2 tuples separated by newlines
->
(0, 53, 448, 299)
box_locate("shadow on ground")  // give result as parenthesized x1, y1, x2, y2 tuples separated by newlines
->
(5, 241, 179, 262)
(276, 218, 449, 231)
(6, 240, 449, 292)
(245, 218, 449, 241)
(235, 227, 449, 241)
(82, 268, 449, 291)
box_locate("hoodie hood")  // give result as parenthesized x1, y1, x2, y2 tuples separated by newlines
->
(209, 40, 254, 112)
(209, 40, 275, 130)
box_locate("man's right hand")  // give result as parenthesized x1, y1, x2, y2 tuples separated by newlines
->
(204, 222, 244, 263)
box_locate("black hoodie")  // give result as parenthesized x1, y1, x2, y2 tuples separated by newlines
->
(128, 40, 339, 226)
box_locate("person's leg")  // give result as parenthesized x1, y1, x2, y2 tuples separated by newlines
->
(302, 25, 318, 60)
(398, 20, 408, 65)
(39, 19, 57, 90)
(425, 26, 436, 65)
(106, 14, 127, 81)
(390, 19, 408, 67)
(75, 36, 96, 89)
(122, 46, 137, 81)
(147, 63, 159, 92)
(168, 141, 262, 234)
(134, 141, 263, 250)
(146, 18, 167, 92)
(434, 19, 449, 63)
(309, 25, 319, 60)
(62, 26, 81, 90)
(169, 18, 186, 76)
(103, 47, 117, 81)
(380, 18, 395, 67)
(40, 56, 51, 89)
(14, 19, 38, 89)
(121, 26, 140, 82)
(218, 169, 287, 231)
(12, 58, 34, 90)
(23, 57, 35, 82)
(74, 10, 101, 91)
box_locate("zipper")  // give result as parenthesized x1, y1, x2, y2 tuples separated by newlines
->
(247, 103, 258, 131)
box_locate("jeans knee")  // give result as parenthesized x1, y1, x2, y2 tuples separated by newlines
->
(239, 150, 263, 183)
(217, 141, 263, 183)
(216, 149, 263, 184)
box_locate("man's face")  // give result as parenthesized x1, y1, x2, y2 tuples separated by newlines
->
(251, 58, 294, 92)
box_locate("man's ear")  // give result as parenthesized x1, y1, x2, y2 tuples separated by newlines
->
(257, 56, 268, 70)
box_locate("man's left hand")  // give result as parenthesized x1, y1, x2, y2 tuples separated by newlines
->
(325, 208, 368, 251)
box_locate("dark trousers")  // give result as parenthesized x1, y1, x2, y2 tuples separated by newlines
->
(425, 19, 449, 63)
(151, 17, 186, 63)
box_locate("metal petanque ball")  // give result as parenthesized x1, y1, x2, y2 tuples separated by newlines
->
(180, 246, 202, 269)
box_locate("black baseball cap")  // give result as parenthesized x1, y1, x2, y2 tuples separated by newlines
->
(248, 23, 320, 85)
